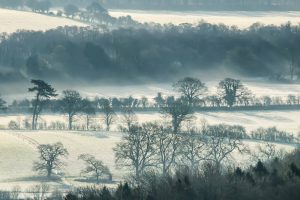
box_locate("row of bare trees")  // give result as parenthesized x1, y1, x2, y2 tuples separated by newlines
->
(112, 79, 295, 183)
(26, 79, 116, 131)
(114, 120, 284, 183)
(2, 77, 297, 132)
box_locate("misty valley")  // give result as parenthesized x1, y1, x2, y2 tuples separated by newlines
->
(0, 1, 300, 200)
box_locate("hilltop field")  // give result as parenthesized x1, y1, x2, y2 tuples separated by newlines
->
(0, 8, 86, 33)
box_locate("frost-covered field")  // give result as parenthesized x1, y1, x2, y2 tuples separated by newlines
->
(110, 10, 300, 28)
(1, 109, 300, 133)
(0, 130, 122, 192)
(0, 130, 295, 192)
(0, 8, 86, 33)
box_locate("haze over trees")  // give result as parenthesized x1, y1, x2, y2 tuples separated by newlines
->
(1, 23, 300, 85)
(0, 95, 6, 110)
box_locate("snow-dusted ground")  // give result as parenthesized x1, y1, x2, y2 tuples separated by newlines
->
(2, 106, 298, 137)
(110, 9, 300, 28)
(1, 109, 300, 134)
(0, 8, 86, 34)
(0, 129, 295, 192)
(0, 130, 122, 192)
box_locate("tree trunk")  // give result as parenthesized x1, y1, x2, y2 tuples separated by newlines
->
(47, 168, 52, 178)
(135, 166, 140, 183)
(96, 173, 99, 184)
(86, 115, 89, 130)
(32, 94, 39, 130)
(162, 163, 167, 176)
(106, 117, 110, 131)
(68, 115, 73, 130)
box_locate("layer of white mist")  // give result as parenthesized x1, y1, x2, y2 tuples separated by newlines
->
(1, 109, 300, 134)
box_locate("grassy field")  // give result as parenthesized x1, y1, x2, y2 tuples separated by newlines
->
(0, 8, 86, 33)
(0, 129, 296, 192)
(1, 109, 300, 133)
(109, 9, 300, 28)
(0, 130, 122, 192)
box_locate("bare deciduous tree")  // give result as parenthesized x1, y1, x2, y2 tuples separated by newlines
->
(155, 126, 181, 175)
(204, 124, 245, 171)
(251, 142, 286, 162)
(29, 79, 57, 130)
(285, 47, 300, 80)
(173, 77, 207, 106)
(179, 129, 207, 172)
(60, 90, 85, 130)
(121, 108, 138, 129)
(161, 97, 193, 133)
(27, 184, 50, 200)
(114, 123, 157, 182)
(218, 78, 249, 107)
(100, 100, 116, 131)
(78, 154, 111, 183)
(82, 99, 96, 130)
(141, 96, 149, 108)
(33, 142, 68, 178)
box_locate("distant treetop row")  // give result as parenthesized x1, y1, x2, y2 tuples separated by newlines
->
(1, 0, 300, 11)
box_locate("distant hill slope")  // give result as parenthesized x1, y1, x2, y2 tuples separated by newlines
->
(0, 8, 86, 33)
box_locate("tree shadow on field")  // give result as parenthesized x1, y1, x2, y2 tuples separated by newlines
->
(242, 112, 292, 122)
(4, 175, 62, 183)
(74, 177, 116, 185)
(70, 131, 110, 139)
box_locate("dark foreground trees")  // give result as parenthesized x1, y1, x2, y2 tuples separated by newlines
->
(66, 149, 300, 200)
(28, 80, 57, 130)
(33, 142, 68, 178)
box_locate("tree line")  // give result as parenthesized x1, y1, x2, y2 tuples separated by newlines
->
(2, 0, 300, 11)
(98, 0, 300, 11)
(5, 77, 300, 114)
(0, 22, 300, 84)
(2, 78, 299, 145)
